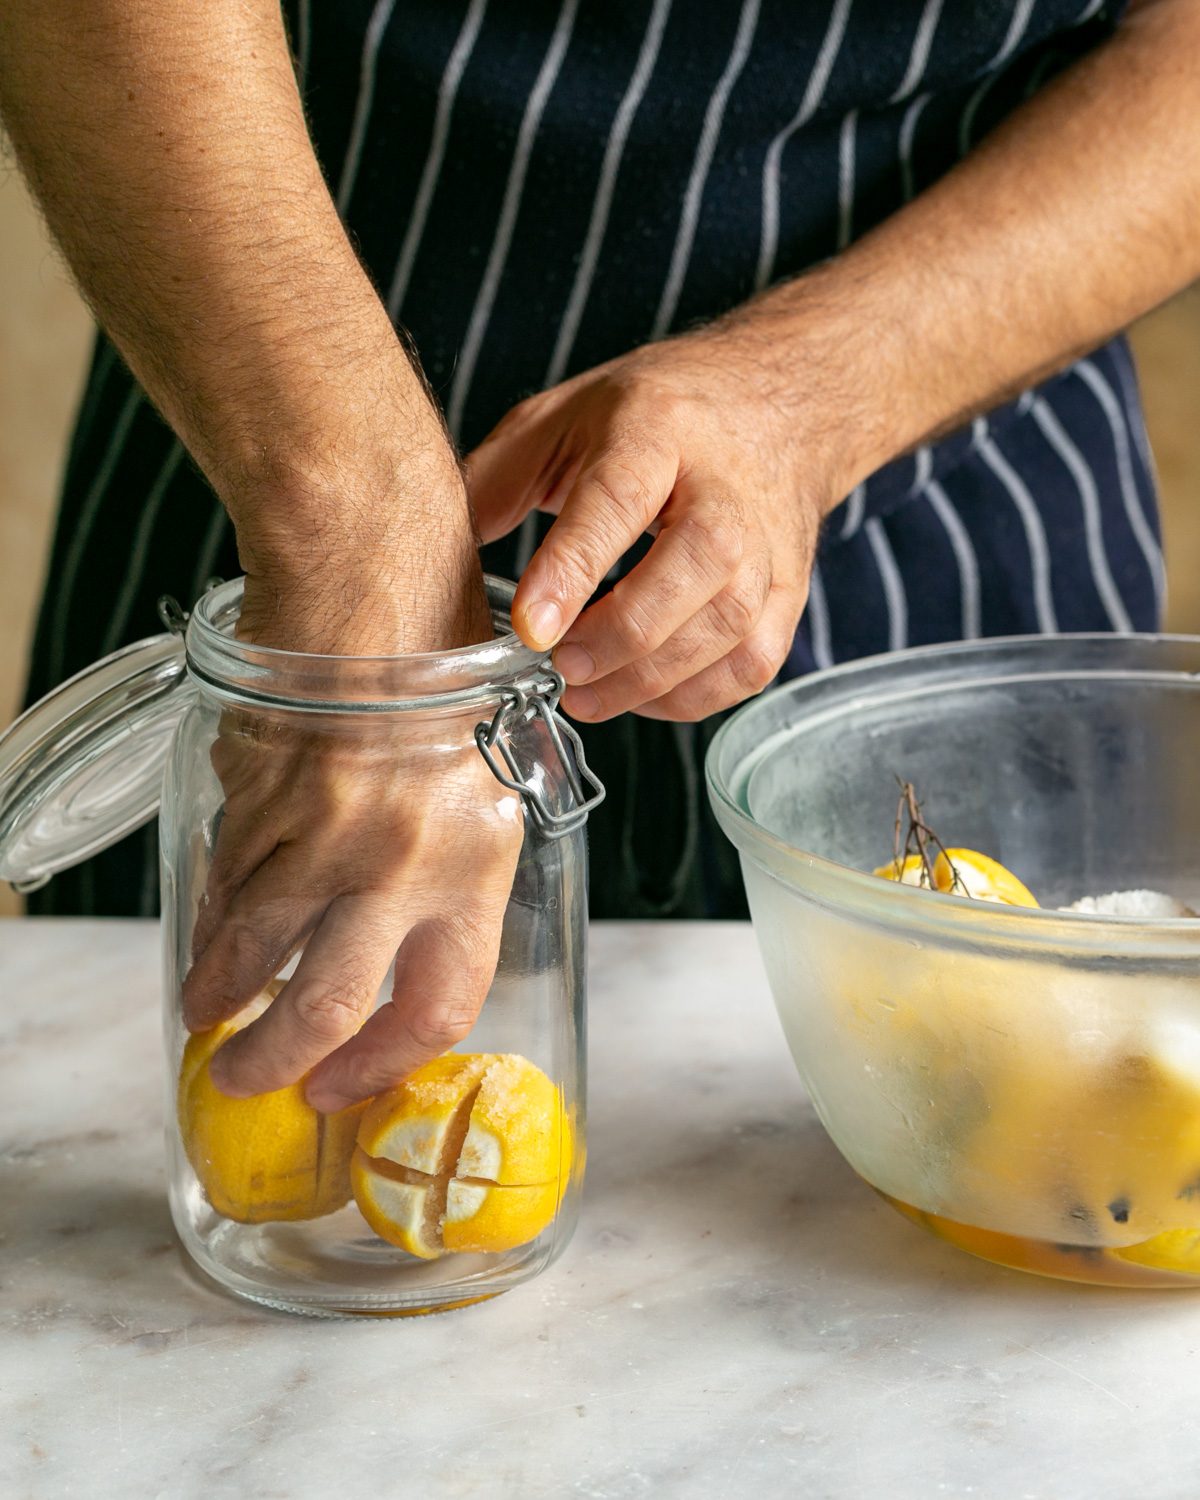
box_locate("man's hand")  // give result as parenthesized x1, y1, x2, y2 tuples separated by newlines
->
(181, 686, 523, 1115)
(0, 0, 510, 1103)
(471, 0, 1200, 729)
(467, 330, 833, 723)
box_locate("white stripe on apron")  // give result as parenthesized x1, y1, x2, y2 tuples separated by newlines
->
(926, 478, 983, 640)
(756, 0, 854, 292)
(650, 0, 761, 340)
(386, 0, 491, 323)
(336, 0, 399, 216)
(975, 420, 1059, 634)
(1074, 358, 1167, 615)
(1030, 396, 1134, 633)
(446, 0, 581, 439)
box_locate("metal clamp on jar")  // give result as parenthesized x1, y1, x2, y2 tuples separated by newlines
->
(0, 576, 603, 1317)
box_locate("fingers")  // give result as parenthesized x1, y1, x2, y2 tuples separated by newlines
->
(207, 891, 409, 1098)
(190, 807, 284, 965)
(634, 587, 802, 723)
(465, 401, 580, 545)
(553, 495, 745, 689)
(305, 910, 505, 1111)
(560, 555, 776, 722)
(182, 846, 331, 1031)
(512, 446, 678, 650)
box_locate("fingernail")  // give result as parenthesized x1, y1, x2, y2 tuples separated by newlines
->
(555, 642, 594, 684)
(565, 685, 600, 719)
(525, 600, 564, 648)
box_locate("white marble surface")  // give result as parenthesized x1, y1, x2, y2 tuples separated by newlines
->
(3, 920, 1200, 1499)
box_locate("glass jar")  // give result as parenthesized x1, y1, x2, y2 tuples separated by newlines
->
(0, 576, 603, 1316)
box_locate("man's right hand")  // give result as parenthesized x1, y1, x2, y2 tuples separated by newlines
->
(180, 659, 524, 1116)
(0, 0, 516, 1100)
(179, 462, 524, 1114)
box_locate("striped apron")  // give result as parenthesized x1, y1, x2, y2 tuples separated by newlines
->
(25, 0, 1162, 918)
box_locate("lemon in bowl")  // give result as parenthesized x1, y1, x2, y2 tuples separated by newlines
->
(707, 635, 1200, 1287)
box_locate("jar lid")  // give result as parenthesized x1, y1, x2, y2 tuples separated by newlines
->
(0, 631, 193, 892)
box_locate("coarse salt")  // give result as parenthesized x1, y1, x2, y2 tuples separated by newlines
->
(1064, 889, 1197, 919)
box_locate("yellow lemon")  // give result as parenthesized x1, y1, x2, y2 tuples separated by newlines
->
(933, 849, 1039, 908)
(1114, 1228, 1200, 1274)
(872, 852, 935, 887)
(178, 994, 366, 1224)
(351, 1052, 571, 1260)
(875, 847, 1038, 908)
(953, 1043, 1200, 1249)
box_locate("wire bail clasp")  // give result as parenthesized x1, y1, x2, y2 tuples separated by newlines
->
(474, 669, 605, 839)
(157, 595, 190, 636)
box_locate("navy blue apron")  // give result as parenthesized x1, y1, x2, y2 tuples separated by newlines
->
(24, 0, 1161, 917)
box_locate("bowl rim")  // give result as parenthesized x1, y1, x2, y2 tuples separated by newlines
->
(706, 631, 1200, 954)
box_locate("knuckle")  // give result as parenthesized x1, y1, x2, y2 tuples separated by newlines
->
(649, 387, 686, 426)
(738, 630, 787, 694)
(669, 514, 715, 578)
(696, 514, 745, 575)
(619, 648, 680, 703)
(709, 574, 761, 642)
(589, 461, 657, 528)
(403, 1001, 476, 1055)
(292, 982, 366, 1043)
(550, 528, 605, 597)
(621, 373, 689, 431)
(611, 596, 659, 656)
(217, 918, 273, 983)
(626, 667, 669, 707)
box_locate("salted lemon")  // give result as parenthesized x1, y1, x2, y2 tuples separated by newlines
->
(875, 847, 1038, 908)
(351, 1053, 571, 1259)
(946, 1037, 1200, 1251)
(178, 991, 366, 1224)
(935, 849, 1038, 908)
(1115, 1228, 1200, 1274)
(872, 852, 934, 887)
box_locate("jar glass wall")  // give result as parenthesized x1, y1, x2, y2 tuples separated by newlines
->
(160, 579, 591, 1316)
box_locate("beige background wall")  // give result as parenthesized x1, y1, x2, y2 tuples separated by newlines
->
(1, 169, 1198, 916)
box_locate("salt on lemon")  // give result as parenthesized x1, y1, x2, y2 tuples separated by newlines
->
(351, 1052, 572, 1259)
(874, 847, 1039, 909)
(178, 989, 366, 1224)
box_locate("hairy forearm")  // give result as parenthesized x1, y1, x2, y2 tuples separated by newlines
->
(0, 0, 486, 648)
(724, 0, 1200, 506)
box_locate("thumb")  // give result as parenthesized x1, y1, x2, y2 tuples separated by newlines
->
(513, 447, 675, 651)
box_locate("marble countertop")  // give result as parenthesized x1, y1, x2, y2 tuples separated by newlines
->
(4, 919, 1200, 1499)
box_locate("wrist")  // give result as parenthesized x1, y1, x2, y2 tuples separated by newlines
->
(229, 441, 492, 656)
(707, 261, 915, 511)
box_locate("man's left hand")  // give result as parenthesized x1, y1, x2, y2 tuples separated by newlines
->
(467, 328, 834, 723)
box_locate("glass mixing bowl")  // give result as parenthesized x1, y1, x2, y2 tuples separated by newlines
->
(707, 635, 1200, 1288)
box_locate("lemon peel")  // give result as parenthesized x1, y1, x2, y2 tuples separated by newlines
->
(351, 1053, 571, 1259)
(875, 847, 1038, 908)
(178, 989, 366, 1224)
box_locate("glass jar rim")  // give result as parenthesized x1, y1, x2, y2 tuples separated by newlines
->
(185, 576, 548, 714)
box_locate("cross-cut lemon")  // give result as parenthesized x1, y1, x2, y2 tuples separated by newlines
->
(178, 989, 366, 1224)
(351, 1052, 571, 1259)
(875, 847, 1038, 908)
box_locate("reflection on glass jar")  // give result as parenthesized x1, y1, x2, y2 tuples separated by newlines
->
(0, 576, 602, 1317)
